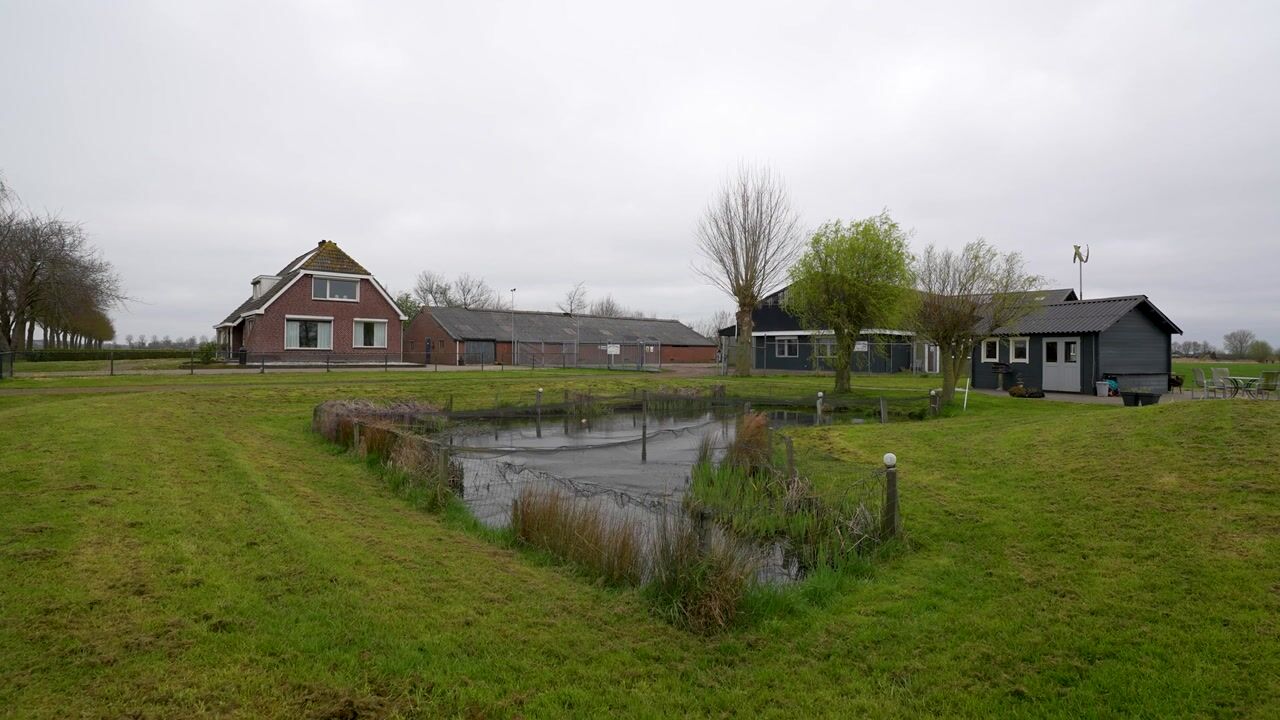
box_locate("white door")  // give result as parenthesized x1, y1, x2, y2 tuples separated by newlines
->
(1042, 337, 1080, 392)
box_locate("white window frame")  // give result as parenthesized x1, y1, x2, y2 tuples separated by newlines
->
(352, 318, 388, 349)
(776, 336, 799, 358)
(312, 276, 360, 303)
(285, 315, 333, 350)
(981, 338, 1001, 363)
(815, 338, 836, 359)
(1009, 337, 1030, 364)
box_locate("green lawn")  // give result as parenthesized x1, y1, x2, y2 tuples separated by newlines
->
(1175, 360, 1280, 382)
(1, 371, 1276, 718)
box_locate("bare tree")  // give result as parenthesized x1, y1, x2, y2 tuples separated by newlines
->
(912, 239, 1044, 404)
(413, 271, 503, 309)
(1223, 329, 1256, 358)
(693, 309, 733, 340)
(694, 164, 802, 375)
(452, 273, 500, 309)
(557, 282, 589, 315)
(413, 270, 453, 307)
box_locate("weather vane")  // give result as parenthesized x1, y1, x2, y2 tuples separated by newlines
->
(1072, 244, 1090, 299)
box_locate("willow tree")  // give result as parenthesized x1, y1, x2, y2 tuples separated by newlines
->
(913, 240, 1043, 404)
(695, 164, 802, 375)
(783, 213, 915, 393)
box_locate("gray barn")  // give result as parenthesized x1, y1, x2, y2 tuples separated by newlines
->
(971, 294, 1182, 394)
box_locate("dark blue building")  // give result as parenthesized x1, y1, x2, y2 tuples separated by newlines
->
(717, 286, 940, 374)
(970, 293, 1181, 394)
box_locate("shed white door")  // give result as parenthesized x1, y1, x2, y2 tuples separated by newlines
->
(1042, 337, 1080, 392)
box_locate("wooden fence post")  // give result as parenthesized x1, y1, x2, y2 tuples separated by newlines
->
(816, 391, 824, 424)
(784, 436, 795, 480)
(882, 452, 899, 538)
(641, 390, 648, 463)
(879, 396, 888, 424)
(190, 350, 195, 375)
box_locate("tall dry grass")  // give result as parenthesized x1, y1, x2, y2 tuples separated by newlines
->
(648, 511, 759, 634)
(511, 485, 646, 587)
(723, 412, 772, 476)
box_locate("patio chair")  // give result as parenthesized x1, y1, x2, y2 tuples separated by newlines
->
(1211, 368, 1231, 398)
(1257, 370, 1280, 400)
(1192, 368, 1216, 399)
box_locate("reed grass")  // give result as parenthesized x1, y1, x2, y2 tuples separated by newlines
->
(647, 511, 759, 634)
(511, 485, 646, 587)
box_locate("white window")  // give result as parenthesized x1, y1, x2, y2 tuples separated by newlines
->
(353, 319, 388, 349)
(981, 338, 1001, 362)
(312, 277, 359, 302)
(776, 337, 798, 358)
(1010, 337, 1030, 363)
(285, 317, 333, 350)
(816, 339, 836, 358)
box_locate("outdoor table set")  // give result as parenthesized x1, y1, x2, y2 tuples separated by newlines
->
(1193, 368, 1278, 399)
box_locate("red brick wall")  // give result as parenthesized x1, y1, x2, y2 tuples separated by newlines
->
(404, 310, 462, 364)
(241, 275, 403, 356)
(661, 345, 716, 363)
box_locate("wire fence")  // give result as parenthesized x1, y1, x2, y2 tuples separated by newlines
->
(0, 346, 670, 378)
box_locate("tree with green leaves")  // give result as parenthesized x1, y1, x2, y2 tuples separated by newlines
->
(912, 240, 1044, 405)
(783, 212, 915, 393)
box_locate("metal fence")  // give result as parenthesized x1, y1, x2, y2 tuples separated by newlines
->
(718, 338, 940, 375)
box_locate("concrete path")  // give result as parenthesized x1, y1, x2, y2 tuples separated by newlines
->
(974, 388, 1192, 405)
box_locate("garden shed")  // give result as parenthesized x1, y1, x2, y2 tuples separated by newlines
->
(971, 294, 1182, 394)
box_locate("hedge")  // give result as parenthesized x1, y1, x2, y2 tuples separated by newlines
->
(13, 349, 197, 362)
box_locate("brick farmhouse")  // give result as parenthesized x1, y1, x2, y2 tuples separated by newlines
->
(214, 241, 405, 359)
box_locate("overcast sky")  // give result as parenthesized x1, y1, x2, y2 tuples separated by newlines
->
(2, 1, 1277, 345)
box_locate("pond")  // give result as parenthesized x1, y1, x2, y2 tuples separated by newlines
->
(442, 405, 867, 582)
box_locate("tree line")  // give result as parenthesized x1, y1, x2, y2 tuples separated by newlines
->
(695, 164, 1043, 402)
(0, 176, 122, 352)
(391, 272, 655, 324)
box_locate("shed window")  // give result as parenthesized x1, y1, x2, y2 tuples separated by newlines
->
(1065, 340, 1078, 363)
(981, 338, 1000, 362)
(776, 337, 798, 358)
(816, 338, 836, 358)
(312, 277, 359, 301)
(1010, 337, 1029, 363)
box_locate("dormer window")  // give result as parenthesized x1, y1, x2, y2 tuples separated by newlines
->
(313, 277, 359, 301)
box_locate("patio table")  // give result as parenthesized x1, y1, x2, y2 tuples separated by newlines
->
(1226, 376, 1260, 398)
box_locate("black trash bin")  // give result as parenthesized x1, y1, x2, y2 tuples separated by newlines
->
(237, 347, 248, 366)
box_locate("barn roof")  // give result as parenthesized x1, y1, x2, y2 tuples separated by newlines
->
(993, 295, 1182, 335)
(427, 307, 715, 346)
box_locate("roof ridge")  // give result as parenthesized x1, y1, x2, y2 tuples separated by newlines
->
(430, 306, 684, 323)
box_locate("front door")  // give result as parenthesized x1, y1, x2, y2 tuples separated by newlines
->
(1042, 337, 1080, 392)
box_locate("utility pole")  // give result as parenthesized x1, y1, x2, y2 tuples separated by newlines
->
(510, 287, 517, 365)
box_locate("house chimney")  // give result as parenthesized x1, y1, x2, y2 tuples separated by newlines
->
(318, 240, 327, 247)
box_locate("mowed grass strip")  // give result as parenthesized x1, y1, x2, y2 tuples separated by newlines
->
(0, 373, 1276, 718)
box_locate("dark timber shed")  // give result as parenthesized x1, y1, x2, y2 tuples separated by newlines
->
(971, 294, 1182, 394)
